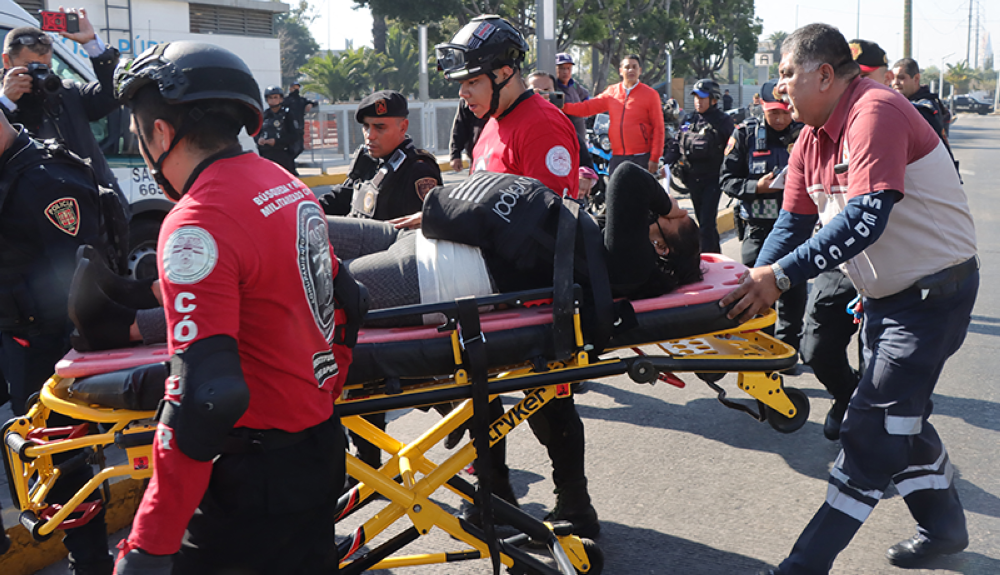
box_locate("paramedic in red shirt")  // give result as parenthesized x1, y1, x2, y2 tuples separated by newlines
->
(562, 54, 664, 175)
(720, 24, 977, 575)
(439, 16, 579, 199)
(112, 42, 355, 574)
(436, 15, 598, 538)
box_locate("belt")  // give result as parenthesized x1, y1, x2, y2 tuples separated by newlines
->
(902, 256, 979, 301)
(222, 424, 317, 454)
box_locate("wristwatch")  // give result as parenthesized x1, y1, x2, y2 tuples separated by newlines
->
(771, 263, 791, 292)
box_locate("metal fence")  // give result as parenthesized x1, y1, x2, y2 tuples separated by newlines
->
(298, 99, 463, 171)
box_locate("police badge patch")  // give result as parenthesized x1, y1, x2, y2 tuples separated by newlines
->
(297, 202, 336, 342)
(45, 197, 81, 236)
(415, 177, 438, 200)
(724, 136, 737, 157)
(375, 99, 387, 115)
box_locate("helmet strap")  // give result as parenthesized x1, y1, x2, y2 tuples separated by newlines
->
(485, 67, 516, 118)
(135, 107, 205, 202)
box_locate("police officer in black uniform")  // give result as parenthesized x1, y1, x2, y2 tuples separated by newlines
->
(665, 78, 734, 253)
(721, 80, 807, 354)
(316, 90, 441, 471)
(283, 80, 316, 158)
(318, 90, 442, 220)
(891, 58, 957, 171)
(257, 85, 298, 174)
(0, 109, 121, 573)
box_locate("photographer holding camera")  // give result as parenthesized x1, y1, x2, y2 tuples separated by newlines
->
(1, 10, 124, 204)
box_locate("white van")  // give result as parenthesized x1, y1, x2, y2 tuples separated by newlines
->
(0, 0, 282, 279)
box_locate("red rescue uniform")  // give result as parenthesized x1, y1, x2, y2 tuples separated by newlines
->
(472, 92, 580, 198)
(127, 152, 350, 557)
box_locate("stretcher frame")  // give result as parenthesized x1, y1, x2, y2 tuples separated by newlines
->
(3, 276, 803, 574)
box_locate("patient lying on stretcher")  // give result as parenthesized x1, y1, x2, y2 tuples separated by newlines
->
(67, 162, 701, 350)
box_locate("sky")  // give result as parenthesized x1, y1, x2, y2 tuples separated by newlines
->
(311, 0, 999, 72)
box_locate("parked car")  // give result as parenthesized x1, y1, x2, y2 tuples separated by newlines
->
(949, 94, 993, 115)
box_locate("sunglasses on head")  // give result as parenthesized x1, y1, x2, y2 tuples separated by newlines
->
(9, 34, 54, 47)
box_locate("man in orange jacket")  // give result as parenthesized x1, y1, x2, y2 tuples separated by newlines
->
(563, 54, 664, 175)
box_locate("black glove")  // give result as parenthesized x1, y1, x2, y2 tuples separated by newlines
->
(115, 548, 173, 575)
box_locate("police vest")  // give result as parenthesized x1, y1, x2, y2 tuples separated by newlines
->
(738, 118, 796, 223)
(679, 114, 723, 175)
(350, 140, 439, 220)
(260, 107, 291, 144)
(0, 137, 124, 333)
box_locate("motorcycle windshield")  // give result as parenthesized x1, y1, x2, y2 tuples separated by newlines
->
(594, 113, 610, 134)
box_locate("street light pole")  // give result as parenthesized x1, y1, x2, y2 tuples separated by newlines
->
(940, 52, 954, 99)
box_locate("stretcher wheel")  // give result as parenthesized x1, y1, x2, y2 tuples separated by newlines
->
(576, 538, 603, 574)
(765, 387, 810, 434)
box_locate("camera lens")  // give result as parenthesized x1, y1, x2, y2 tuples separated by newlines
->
(41, 74, 61, 94)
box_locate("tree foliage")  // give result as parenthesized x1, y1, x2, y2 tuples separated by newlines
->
(335, 0, 760, 95)
(945, 61, 979, 93)
(275, 1, 321, 87)
(299, 24, 456, 101)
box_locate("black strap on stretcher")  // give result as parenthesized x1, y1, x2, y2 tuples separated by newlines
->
(552, 199, 579, 361)
(456, 296, 502, 575)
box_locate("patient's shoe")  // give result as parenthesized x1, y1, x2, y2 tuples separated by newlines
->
(68, 259, 137, 351)
(544, 480, 600, 539)
(76, 245, 160, 309)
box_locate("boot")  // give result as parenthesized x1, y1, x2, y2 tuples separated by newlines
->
(823, 400, 849, 441)
(68, 259, 137, 352)
(76, 245, 160, 309)
(544, 480, 600, 538)
(460, 469, 520, 528)
(69, 553, 115, 575)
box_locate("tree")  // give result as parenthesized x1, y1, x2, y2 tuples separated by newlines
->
(768, 30, 787, 61)
(275, 1, 321, 87)
(945, 61, 978, 93)
(300, 46, 394, 102)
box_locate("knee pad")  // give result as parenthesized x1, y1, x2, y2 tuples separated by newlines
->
(159, 335, 249, 461)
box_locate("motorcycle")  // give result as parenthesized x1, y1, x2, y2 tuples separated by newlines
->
(586, 113, 612, 215)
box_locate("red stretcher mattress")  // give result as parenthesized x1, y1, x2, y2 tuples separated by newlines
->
(57, 255, 747, 385)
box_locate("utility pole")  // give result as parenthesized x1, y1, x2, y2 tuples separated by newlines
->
(903, 0, 912, 58)
(974, 1, 980, 68)
(535, 0, 556, 74)
(968, 0, 973, 64)
(856, 0, 860, 38)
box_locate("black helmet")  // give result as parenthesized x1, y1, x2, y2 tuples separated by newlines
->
(115, 42, 263, 136)
(691, 78, 722, 101)
(264, 85, 283, 98)
(436, 15, 528, 81)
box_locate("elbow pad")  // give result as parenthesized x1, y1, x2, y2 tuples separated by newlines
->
(159, 334, 249, 462)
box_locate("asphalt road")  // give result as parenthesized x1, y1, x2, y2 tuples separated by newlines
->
(30, 113, 1000, 574)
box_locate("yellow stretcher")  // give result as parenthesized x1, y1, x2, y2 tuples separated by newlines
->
(3, 256, 804, 574)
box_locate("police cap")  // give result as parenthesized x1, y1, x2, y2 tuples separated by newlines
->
(849, 39, 888, 72)
(356, 90, 408, 123)
(759, 80, 788, 111)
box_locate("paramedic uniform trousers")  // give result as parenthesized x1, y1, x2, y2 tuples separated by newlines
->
(778, 269, 977, 575)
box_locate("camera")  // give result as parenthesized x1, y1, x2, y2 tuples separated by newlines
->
(26, 63, 62, 96)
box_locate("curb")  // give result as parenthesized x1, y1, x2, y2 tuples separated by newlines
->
(0, 479, 144, 575)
